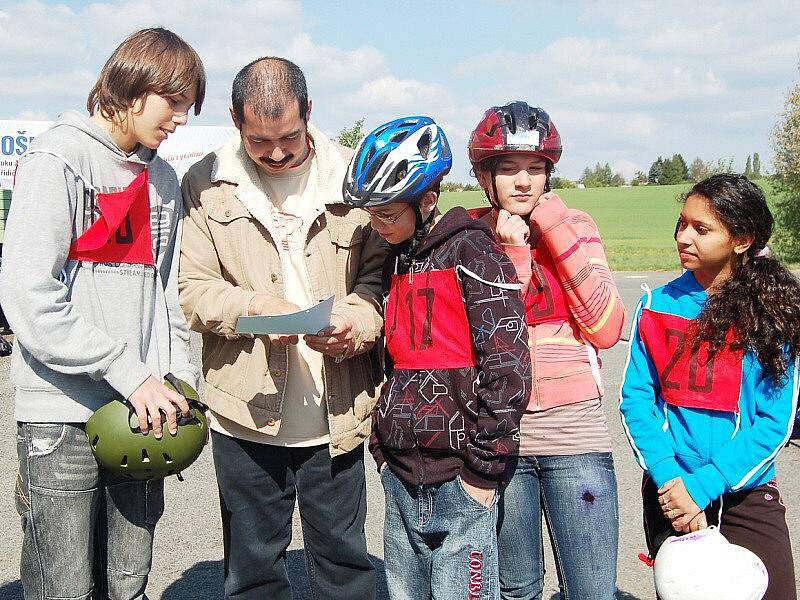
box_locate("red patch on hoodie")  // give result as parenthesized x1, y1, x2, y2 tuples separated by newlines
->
(69, 169, 154, 265)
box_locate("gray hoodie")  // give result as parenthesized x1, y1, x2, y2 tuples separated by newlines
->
(0, 111, 198, 422)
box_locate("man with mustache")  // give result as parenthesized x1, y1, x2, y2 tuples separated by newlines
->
(178, 57, 386, 600)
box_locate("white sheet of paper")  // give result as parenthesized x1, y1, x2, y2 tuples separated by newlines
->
(234, 296, 334, 335)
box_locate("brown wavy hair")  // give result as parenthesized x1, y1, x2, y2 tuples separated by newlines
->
(87, 28, 206, 123)
(686, 174, 800, 383)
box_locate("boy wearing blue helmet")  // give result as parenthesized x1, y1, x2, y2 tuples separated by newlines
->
(344, 117, 531, 600)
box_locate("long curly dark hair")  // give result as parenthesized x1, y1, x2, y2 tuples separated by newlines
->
(686, 174, 800, 384)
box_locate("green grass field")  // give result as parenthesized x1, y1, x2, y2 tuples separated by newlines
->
(439, 180, 780, 271)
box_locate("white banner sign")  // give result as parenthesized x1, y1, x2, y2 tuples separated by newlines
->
(0, 119, 236, 189)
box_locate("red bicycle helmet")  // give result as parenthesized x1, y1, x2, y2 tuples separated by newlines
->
(468, 101, 562, 167)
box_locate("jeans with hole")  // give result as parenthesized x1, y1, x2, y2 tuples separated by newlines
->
(496, 453, 619, 600)
(381, 468, 499, 600)
(16, 422, 164, 600)
(211, 431, 375, 600)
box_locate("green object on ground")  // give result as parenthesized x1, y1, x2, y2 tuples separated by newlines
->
(85, 375, 208, 480)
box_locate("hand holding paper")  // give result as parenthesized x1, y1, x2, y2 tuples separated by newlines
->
(236, 296, 334, 341)
(304, 314, 354, 358)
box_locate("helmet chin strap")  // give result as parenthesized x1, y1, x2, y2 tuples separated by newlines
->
(397, 203, 436, 271)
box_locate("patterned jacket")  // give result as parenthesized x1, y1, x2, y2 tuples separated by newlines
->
(369, 207, 531, 488)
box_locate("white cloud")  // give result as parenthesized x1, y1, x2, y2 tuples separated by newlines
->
(340, 76, 449, 112)
(447, 2, 799, 180)
(0, 0, 393, 128)
(1, 0, 797, 182)
(285, 34, 388, 88)
(13, 109, 50, 121)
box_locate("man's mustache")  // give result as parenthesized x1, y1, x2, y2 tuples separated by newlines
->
(261, 155, 293, 167)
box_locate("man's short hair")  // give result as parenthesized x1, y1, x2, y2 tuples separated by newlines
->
(231, 57, 309, 124)
(87, 28, 206, 121)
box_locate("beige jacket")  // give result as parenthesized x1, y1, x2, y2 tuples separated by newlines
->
(179, 124, 387, 456)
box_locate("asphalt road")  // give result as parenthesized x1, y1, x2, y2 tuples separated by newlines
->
(0, 271, 797, 599)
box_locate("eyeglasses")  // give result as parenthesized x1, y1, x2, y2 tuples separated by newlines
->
(362, 204, 411, 225)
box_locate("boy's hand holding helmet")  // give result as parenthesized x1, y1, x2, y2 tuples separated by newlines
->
(85, 374, 208, 480)
(128, 375, 190, 438)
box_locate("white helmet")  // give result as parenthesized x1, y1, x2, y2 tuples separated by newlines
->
(653, 527, 768, 600)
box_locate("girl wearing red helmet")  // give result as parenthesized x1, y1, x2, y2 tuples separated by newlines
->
(469, 101, 625, 599)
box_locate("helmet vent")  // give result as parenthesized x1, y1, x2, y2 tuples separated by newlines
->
(163, 453, 173, 464)
(390, 131, 409, 144)
(364, 153, 389, 184)
(364, 145, 376, 168)
(387, 160, 408, 189)
(373, 123, 391, 138)
(121, 455, 128, 468)
(91, 435, 99, 448)
(504, 112, 516, 134)
(141, 449, 150, 463)
(417, 131, 431, 159)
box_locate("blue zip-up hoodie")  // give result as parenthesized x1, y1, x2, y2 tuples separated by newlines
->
(619, 271, 799, 510)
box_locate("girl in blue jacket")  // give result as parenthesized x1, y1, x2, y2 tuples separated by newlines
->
(620, 174, 800, 600)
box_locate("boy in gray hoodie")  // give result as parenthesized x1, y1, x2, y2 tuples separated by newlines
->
(0, 28, 205, 599)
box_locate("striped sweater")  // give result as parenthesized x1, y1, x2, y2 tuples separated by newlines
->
(476, 193, 625, 411)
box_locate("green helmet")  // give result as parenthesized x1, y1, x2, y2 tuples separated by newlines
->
(85, 374, 208, 480)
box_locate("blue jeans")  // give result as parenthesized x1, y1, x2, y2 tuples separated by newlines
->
(15, 422, 164, 600)
(211, 432, 375, 600)
(496, 453, 619, 600)
(382, 468, 499, 600)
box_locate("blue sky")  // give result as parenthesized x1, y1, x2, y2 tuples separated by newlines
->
(1, 0, 799, 182)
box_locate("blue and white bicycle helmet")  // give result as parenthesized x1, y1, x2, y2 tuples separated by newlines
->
(343, 116, 452, 208)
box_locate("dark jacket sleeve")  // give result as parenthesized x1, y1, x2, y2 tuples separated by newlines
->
(457, 234, 531, 487)
(368, 401, 386, 472)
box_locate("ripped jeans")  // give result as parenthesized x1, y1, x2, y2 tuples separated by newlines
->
(15, 422, 164, 600)
(496, 453, 619, 600)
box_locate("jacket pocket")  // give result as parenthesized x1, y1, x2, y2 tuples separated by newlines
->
(328, 217, 367, 290)
(202, 334, 252, 399)
(352, 354, 379, 423)
(206, 199, 252, 225)
(329, 220, 367, 248)
(205, 201, 255, 280)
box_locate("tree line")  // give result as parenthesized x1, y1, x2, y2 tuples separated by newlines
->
(335, 83, 800, 263)
(334, 116, 763, 191)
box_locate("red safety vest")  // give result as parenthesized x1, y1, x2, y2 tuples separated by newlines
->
(385, 268, 477, 370)
(68, 169, 155, 266)
(465, 206, 571, 327)
(526, 245, 571, 326)
(638, 309, 743, 413)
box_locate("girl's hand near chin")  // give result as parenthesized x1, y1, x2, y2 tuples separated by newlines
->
(496, 209, 529, 246)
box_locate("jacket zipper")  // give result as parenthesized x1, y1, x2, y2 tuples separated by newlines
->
(531, 324, 541, 410)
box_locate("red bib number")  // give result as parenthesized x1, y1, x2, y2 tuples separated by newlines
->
(526, 245, 570, 326)
(385, 268, 477, 370)
(638, 308, 743, 412)
(69, 169, 155, 265)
